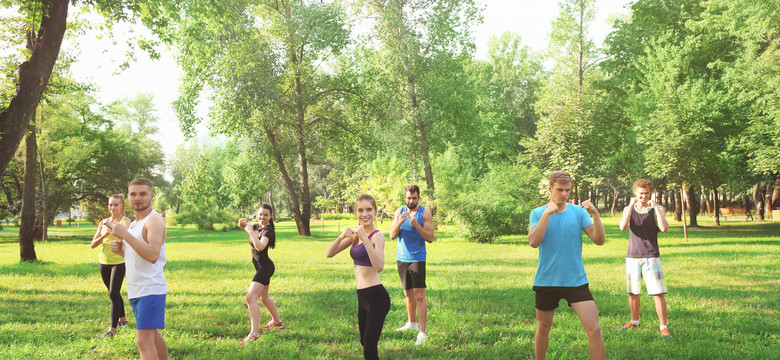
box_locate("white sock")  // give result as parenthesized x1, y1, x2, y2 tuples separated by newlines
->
(631, 320, 640, 326)
(660, 325, 668, 331)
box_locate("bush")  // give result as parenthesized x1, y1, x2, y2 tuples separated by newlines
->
(435, 149, 543, 243)
(320, 213, 353, 221)
(178, 209, 236, 230)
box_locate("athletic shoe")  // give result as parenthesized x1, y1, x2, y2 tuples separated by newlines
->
(240, 332, 259, 344)
(415, 332, 426, 345)
(118, 321, 128, 328)
(396, 322, 419, 331)
(619, 321, 640, 332)
(100, 331, 115, 339)
(660, 328, 672, 339)
(261, 321, 284, 329)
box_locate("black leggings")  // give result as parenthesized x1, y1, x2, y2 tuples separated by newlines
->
(100, 263, 126, 328)
(357, 284, 390, 360)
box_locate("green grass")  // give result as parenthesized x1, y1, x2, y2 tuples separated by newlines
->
(0, 217, 778, 359)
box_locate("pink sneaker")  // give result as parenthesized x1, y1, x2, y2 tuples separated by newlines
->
(239, 332, 259, 344)
(261, 320, 284, 329)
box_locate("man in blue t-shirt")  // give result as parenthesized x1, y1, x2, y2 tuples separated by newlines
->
(528, 171, 606, 360)
(390, 185, 435, 345)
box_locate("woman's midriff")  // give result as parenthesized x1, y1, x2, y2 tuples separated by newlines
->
(354, 265, 381, 289)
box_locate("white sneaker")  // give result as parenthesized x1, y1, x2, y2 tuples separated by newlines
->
(415, 332, 426, 345)
(396, 322, 418, 331)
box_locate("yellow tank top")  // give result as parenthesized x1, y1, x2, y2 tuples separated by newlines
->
(99, 217, 128, 265)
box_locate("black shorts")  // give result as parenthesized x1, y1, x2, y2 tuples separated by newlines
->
(252, 259, 275, 286)
(397, 261, 426, 290)
(533, 283, 594, 311)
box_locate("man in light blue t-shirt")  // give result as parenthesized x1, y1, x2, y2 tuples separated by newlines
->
(390, 185, 435, 345)
(528, 171, 606, 360)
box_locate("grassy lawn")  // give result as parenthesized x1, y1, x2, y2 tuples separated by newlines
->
(0, 216, 778, 359)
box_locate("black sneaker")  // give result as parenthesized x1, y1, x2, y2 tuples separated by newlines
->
(100, 331, 115, 339)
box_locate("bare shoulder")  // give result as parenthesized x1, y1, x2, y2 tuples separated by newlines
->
(423, 208, 433, 219)
(144, 214, 168, 243)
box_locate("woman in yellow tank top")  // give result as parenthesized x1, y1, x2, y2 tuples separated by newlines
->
(90, 194, 131, 339)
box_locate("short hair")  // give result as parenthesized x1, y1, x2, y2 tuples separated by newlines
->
(128, 177, 153, 191)
(355, 194, 377, 212)
(404, 185, 420, 196)
(633, 179, 654, 193)
(548, 171, 572, 187)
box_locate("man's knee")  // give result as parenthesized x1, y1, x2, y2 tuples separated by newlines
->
(583, 321, 602, 338)
(413, 289, 426, 303)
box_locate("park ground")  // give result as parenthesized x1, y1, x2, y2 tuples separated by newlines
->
(0, 216, 778, 359)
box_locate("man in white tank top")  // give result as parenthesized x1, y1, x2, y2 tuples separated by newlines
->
(108, 178, 168, 360)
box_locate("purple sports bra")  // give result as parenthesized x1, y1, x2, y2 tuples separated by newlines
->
(351, 230, 380, 266)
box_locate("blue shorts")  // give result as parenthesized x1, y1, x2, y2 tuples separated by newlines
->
(130, 294, 166, 329)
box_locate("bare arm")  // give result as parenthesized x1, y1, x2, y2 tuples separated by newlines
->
(90, 219, 108, 249)
(651, 201, 669, 232)
(411, 209, 435, 243)
(619, 198, 636, 231)
(528, 203, 557, 248)
(389, 207, 406, 240)
(245, 225, 270, 252)
(359, 229, 386, 272)
(582, 200, 606, 245)
(108, 215, 166, 263)
(326, 228, 355, 258)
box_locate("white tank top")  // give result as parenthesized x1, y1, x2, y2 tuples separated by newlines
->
(125, 209, 167, 299)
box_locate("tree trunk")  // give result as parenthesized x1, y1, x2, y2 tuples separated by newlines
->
(713, 188, 720, 226)
(39, 148, 48, 242)
(663, 190, 669, 210)
(264, 127, 310, 235)
(0, 0, 69, 175)
(772, 179, 780, 208)
(764, 183, 773, 218)
(702, 185, 711, 216)
(684, 182, 699, 227)
(753, 183, 764, 221)
(19, 124, 38, 262)
(673, 190, 681, 221)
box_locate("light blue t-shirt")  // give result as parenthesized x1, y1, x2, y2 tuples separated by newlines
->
(396, 205, 427, 262)
(529, 204, 594, 287)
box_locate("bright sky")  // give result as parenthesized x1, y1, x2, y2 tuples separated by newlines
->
(66, 0, 632, 160)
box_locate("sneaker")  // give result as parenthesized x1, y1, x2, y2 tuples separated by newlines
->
(240, 332, 259, 344)
(396, 322, 418, 331)
(99, 331, 115, 339)
(660, 328, 672, 339)
(619, 321, 640, 332)
(415, 332, 426, 345)
(261, 320, 284, 329)
(118, 321, 128, 328)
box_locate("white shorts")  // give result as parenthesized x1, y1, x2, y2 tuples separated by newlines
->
(626, 257, 667, 295)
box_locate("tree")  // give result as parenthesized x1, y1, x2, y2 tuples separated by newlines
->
(0, 0, 68, 176)
(525, 0, 602, 202)
(173, 0, 352, 236)
(360, 0, 482, 198)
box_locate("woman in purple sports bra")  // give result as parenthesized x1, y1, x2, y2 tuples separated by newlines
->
(326, 194, 390, 360)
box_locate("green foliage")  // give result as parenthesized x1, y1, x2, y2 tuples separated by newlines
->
(435, 148, 543, 243)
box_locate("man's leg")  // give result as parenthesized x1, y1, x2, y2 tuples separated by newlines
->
(534, 309, 554, 360)
(153, 329, 168, 360)
(136, 329, 159, 360)
(413, 288, 427, 332)
(629, 293, 641, 322)
(404, 289, 417, 323)
(570, 301, 605, 360)
(653, 294, 667, 326)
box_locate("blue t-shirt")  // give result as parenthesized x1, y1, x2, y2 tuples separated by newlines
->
(396, 205, 427, 262)
(529, 204, 594, 287)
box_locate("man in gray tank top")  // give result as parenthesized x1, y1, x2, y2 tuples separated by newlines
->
(618, 179, 671, 339)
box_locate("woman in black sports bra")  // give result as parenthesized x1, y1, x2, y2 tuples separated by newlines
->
(326, 194, 390, 360)
(238, 204, 282, 344)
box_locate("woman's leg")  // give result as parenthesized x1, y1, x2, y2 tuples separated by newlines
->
(246, 282, 264, 333)
(257, 283, 280, 323)
(361, 286, 390, 360)
(109, 264, 127, 326)
(100, 264, 120, 331)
